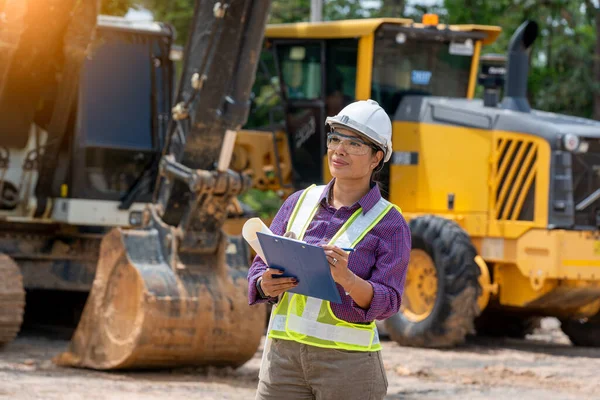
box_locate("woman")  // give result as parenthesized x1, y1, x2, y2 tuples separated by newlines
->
(247, 99, 411, 400)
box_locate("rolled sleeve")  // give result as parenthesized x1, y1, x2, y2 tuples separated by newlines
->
(350, 218, 411, 321)
(247, 256, 275, 305)
(247, 190, 303, 305)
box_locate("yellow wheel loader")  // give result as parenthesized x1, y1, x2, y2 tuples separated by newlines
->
(384, 19, 600, 348)
(248, 17, 600, 347)
(0, 0, 273, 369)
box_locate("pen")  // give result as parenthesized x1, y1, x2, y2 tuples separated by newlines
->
(341, 248, 355, 253)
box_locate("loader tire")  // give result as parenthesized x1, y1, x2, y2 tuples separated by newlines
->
(384, 215, 481, 348)
(560, 314, 600, 347)
(0, 254, 25, 347)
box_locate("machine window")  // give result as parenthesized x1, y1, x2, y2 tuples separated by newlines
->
(325, 39, 358, 116)
(372, 30, 473, 115)
(277, 43, 322, 100)
(79, 38, 153, 151)
(245, 46, 285, 129)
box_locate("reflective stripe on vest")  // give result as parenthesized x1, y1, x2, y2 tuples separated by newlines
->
(267, 184, 397, 352)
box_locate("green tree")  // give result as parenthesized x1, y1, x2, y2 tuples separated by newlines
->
(373, 0, 406, 18)
(139, 0, 195, 44)
(269, 0, 372, 23)
(139, 0, 377, 45)
(324, 0, 372, 20)
(269, 0, 310, 23)
(583, 0, 600, 119)
(445, 0, 597, 119)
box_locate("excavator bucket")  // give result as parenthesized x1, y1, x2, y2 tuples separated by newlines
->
(54, 225, 265, 370)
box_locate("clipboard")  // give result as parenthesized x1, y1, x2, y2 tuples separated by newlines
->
(256, 232, 342, 304)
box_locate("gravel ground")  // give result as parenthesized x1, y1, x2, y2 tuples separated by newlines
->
(1, 318, 599, 400)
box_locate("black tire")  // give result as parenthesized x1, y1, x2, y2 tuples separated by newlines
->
(560, 314, 600, 347)
(475, 310, 541, 339)
(384, 215, 482, 348)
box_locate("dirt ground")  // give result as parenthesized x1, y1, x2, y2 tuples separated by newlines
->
(1, 318, 599, 400)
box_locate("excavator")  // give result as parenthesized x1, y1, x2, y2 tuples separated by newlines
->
(0, 0, 272, 369)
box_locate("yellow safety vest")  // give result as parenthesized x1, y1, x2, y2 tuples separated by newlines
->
(266, 184, 399, 352)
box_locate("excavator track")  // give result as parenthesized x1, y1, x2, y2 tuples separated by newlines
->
(0, 254, 25, 347)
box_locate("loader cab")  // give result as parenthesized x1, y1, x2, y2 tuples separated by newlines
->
(254, 18, 501, 190)
(264, 38, 359, 189)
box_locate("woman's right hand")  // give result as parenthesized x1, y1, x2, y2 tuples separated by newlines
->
(260, 268, 298, 297)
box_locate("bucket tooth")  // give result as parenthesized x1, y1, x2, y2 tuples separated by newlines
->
(54, 227, 266, 370)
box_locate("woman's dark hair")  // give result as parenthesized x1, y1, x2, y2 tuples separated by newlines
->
(370, 147, 386, 191)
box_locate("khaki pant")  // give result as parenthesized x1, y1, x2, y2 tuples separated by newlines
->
(255, 338, 388, 400)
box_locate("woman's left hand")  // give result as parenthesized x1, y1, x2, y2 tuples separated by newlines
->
(322, 245, 354, 287)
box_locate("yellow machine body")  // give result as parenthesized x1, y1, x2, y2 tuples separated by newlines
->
(392, 122, 600, 318)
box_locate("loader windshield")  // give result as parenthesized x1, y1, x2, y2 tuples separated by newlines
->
(371, 27, 475, 115)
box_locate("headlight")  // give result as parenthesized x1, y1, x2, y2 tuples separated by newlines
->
(563, 134, 580, 152)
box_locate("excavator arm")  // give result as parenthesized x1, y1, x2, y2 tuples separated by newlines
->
(155, 0, 271, 254)
(48, 0, 272, 370)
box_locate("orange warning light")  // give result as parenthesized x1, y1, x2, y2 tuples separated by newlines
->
(422, 13, 439, 26)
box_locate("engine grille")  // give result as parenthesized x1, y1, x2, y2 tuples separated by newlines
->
(492, 136, 538, 221)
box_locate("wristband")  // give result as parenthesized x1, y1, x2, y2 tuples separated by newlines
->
(256, 277, 268, 299)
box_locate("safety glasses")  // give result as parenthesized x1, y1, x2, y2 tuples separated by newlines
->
(326, 131, 379, 156)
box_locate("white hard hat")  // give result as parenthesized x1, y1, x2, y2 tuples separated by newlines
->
(325, 99, 393, 163)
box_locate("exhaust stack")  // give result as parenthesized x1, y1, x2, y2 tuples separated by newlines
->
(500, 20, 538, 113)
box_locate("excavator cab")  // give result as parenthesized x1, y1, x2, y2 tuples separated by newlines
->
(51, 18, 175, 229)
(67, 18, 174, 208)
(248, 18, 501, 189)
(0, 14, 174, 221)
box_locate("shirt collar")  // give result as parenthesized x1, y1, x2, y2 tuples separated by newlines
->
(319, 178, 382, 214)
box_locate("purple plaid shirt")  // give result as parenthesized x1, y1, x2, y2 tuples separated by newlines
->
(247, 179, 411, 323)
